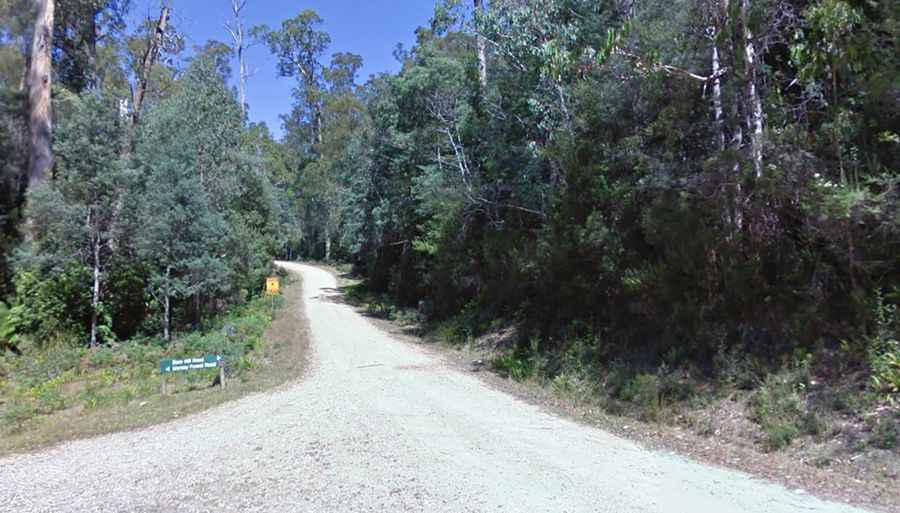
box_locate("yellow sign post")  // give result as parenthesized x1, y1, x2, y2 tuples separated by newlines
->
(266, 277, 280, 318)
(266, 277, 280, 296)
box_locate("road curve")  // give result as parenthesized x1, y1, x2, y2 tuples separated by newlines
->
(0, 263, 873, 513)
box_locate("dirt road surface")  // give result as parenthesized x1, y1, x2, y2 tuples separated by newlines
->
(0, 263, 875, 512)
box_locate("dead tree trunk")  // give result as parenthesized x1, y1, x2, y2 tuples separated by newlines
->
(132, 4, 170, 126)
(27, 0, 55, 189)
(226, 0, 249, 116)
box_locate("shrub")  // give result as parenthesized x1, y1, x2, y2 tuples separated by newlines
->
(763, 422, 801, 451)
(751, 364, 817, 451)
(31, 375, 68, 414)
(871, 415, 898, 450)
(869, 336, 900, 402)
(6, 267, 92, 345)
(0, 301, 14, 346)
(714, 344, 761, 389)
(865, 291, 899, 404)
(88, 347, 119, 368)
(2, 401, 35, 430)
(492, 353, 533, 381)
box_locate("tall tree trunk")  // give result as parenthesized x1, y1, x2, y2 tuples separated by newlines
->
(474, 0, 487, 88)
(19, 52, 30, 92)
(727, 1, 745, 232)
(238, 41, 247, 116)
(132, 4, 170, 126)
(163, 265, 172, 342)
(741, 0, 763, 178)
(314, 104, 323, 145)
(27, 0, 55, 189)
(831, 69, 845, 184)
(711, 37, 725, 152)
(87, 11, 98, 89)
(90, 232, 101, 348)
(324, 225, 331, 261)
(227, 0, 249, 116)
(710, 15, 734, 231)
(194, 291, 202, 330)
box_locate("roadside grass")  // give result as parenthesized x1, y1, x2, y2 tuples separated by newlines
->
(0, 270, 308, 456)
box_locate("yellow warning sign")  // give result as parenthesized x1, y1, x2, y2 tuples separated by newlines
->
(266, 277, 280, 296)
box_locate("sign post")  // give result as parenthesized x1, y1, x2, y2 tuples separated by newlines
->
(266, 276, 280, 295)
(266, 276, 280, 318)
(159, 354, 225, 394)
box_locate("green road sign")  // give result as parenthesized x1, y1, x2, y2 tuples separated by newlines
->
(159, 354, 223, 374)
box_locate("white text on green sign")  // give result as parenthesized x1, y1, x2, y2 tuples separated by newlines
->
(160, 355, 223, 374)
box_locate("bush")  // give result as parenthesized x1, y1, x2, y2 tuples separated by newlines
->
(714, 344, 761, 389)
(491, 353, 533, 381)
(867, 293, 900, 403)
(620, 373, 661, 408)
(6, 267, 92, 345)
(2, 400, 36, 430)
(0, 301, 13, 346)
(751, 364, 818, 451)
(871, 415, 898, 450)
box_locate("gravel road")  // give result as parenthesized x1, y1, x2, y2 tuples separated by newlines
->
(0, 263, 876, 513)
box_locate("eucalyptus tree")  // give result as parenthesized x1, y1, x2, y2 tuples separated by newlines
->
(253, 10, 330, 146)
(135, 158, 227, 341)
(26, 0, 54, 189)
(130, 1, 170, 125)
(53, 0, 132, 92)
(25, 93, 133, 346)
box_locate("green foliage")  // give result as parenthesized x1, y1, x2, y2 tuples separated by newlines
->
(18, 93, 135, 345)
(0, 0, 896, 461)
(491, 353, 534, 381)
(871, 414, 899, 450)
(750, 363, 823, 451)
(7, 53, 282, 347)
(6, 267, 92, 346)
(285, 0, 899, 410)
(866, 290, 900, 403)
(619, 373, 662, 412)
(0, 289, 278, 431)
(0, 300, 13, 344)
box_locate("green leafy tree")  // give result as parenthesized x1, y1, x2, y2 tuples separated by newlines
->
(135, 159, 227, 341)
(254, 10, 330, 146)
(20, 93, 132, 346)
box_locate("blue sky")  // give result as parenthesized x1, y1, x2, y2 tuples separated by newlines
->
(130, 1, 436, 139)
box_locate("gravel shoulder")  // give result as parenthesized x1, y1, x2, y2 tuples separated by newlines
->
(0, 263, 879, 513)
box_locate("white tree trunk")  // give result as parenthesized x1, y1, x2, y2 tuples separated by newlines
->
(324, 225, 332, 261)
(90, 234, 101, 348)
(742, 0, 763, 178)
(474, 0, 487, 88)
(238, 45, 247, 115)
(228, 0, 249, 116)
(163, 265, 172, 342)
(728, 1, 746, 232)
(27, 0, 54, 188)
(711, 38, 725, 151)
